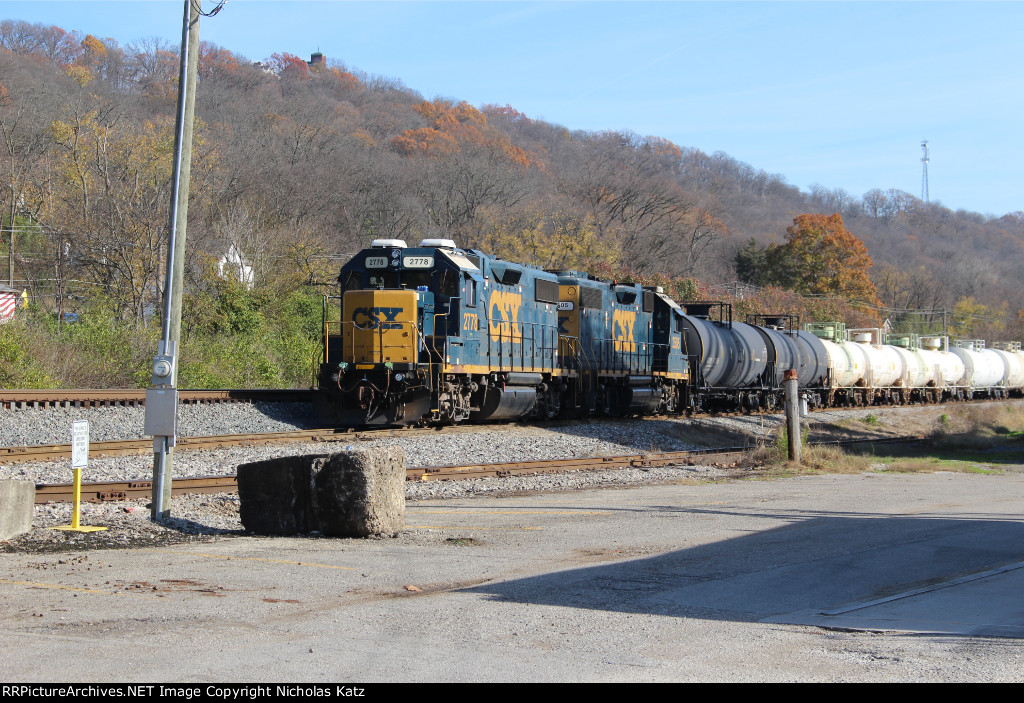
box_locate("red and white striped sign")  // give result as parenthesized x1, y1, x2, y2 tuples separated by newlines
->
(0, 291, 16, 321)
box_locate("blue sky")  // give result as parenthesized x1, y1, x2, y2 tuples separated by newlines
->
(3, 1, 1022, 216)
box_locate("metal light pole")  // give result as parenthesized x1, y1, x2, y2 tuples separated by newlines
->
(8, 182, 15, 287)
(146, 0, 201, 521)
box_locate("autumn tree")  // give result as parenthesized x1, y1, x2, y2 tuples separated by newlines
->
(555, 132, 706, 273)
(736, 214, 880, 306)
(266, 52, 310, 80)
(0, 51, 60, 294)
(474, 203, 619, 271)
(949, 296, 1011, 341)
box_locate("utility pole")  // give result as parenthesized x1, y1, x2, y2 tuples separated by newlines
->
(145, 0, 201, 521)
(8, 183, 15, 287)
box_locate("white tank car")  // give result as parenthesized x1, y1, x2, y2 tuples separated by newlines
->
(886, 336, 935, 389)
(848, 330, 901, 388)
(873, 344, 904, 387)
(950, 340, 1005, 391)
(990, 342, 1024, 390)
(918, 336, 966, 390)
(820, 337, 867, 388)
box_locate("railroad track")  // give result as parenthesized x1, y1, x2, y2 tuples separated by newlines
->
(0, 416, 581, 464)
(0, 388, 315, 409)
(32, 436, 925, 504)
(0, 426, 444, 464)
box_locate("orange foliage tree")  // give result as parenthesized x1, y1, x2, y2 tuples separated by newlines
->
(780, 214, 879, 305)
(390, 98, 532, 168)
(266, 52, 310, 80)
(737, 214, 880, 307)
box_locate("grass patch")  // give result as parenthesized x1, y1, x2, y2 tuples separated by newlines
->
(868, 456, 1001, 475)
(747, 430, 875, 477)
(928, 403, 1024, 451)
(745, 404, 1024, 478)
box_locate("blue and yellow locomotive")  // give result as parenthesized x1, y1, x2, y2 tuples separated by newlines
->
(317, 239, 691, 426)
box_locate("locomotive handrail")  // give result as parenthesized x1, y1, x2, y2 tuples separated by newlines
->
(585, 336, 655, 375)
(321, 294, 344, 366)
(485, 316, 560, 372)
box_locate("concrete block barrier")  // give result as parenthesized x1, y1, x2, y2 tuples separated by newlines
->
(0, 480, 35, 540)
(237, 447, 406, 537)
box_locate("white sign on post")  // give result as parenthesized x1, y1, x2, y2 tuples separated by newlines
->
(71, 420, 89, 469)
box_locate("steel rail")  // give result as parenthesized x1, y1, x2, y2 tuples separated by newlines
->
(0, 427, 411, 464)
(0, 421, 529, 464)
(32, 435, 925, 504)
(0, 388, 315, 409)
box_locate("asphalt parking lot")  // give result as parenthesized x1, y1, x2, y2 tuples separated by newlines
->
(2, 470, 1022, 682)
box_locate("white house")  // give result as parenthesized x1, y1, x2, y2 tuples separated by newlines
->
(217, 244, 254, 288)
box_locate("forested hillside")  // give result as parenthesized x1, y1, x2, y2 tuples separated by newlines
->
(2, 19, 1022, 387)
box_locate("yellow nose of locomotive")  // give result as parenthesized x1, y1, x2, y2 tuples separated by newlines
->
(342, 289, 419, 365)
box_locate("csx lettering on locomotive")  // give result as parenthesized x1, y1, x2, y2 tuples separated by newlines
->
(613, 309, 637, 352)
(488, 290, 523, 342)
(352, 306, 404, 329)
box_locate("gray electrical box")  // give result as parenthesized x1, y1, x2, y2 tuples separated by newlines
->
(144, 387, 179, 438)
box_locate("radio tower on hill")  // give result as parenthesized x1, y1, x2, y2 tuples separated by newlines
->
(921, 139, 930, 203)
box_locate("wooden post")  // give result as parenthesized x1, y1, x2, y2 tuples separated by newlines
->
(785, 368, 801, 463)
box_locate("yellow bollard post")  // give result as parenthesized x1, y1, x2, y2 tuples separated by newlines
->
(71, 468, 81, 530)
(49, 422, 107, 533)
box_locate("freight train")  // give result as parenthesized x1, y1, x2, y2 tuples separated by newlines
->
(317, 239, 1024, 426)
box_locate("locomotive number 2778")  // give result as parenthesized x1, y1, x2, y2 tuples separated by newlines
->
(463, 313, 479, 331)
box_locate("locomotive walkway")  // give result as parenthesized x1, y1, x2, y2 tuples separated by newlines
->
(2, 470, 1022, 681)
